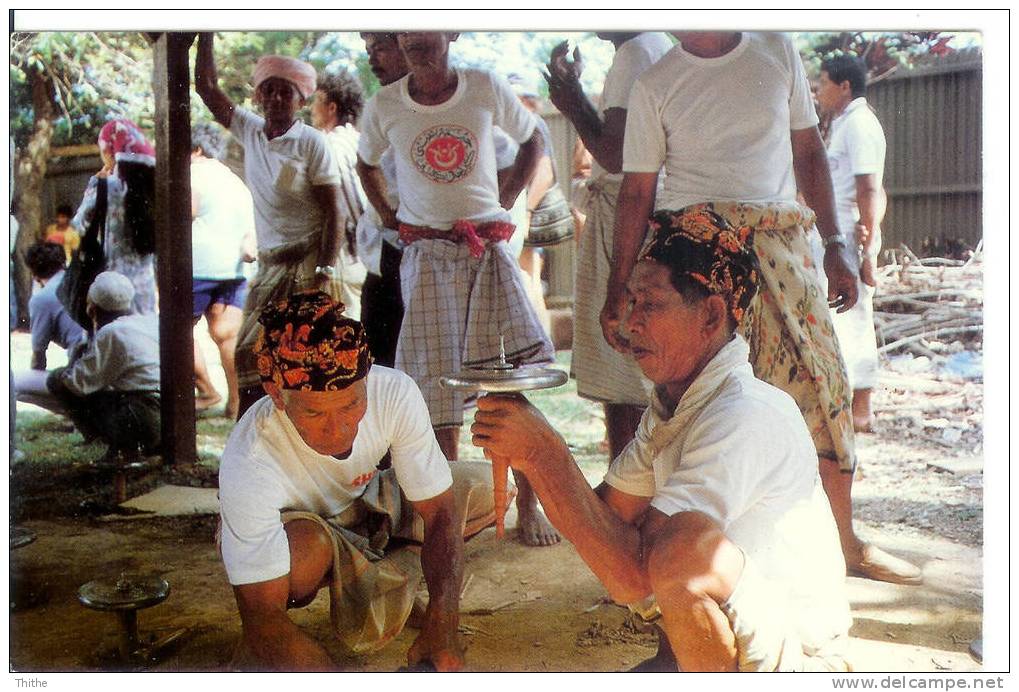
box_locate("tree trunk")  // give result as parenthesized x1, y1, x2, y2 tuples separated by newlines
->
(13, 68, 56, 329)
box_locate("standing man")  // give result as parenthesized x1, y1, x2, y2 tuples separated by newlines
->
(605, 32, 919, 584)
(309, 69, 369, 321)
(195, 32, 351, 420)
(816, 54, 887, 434)
(357, 32, 559, 547)
(354, 32, 410, 368)
(219, 292, 497, 671)
(471, 212, 852, 671)
(545, 32, 673, 461)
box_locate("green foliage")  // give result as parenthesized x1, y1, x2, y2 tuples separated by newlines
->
(795, 31, 961, 82)
(10, 31, 154, 149)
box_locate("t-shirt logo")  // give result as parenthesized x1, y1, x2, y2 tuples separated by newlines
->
(351, 470, 377, 487)
(411, 125, 477, 184)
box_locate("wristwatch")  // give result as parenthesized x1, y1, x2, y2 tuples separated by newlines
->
(314, 265, 337, 279)
(822, 232, 847, 249)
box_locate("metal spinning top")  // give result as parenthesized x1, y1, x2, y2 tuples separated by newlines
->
(440, 337, 568, 393)
(440, 336, 567, 538)
(78, 573, 184, 664)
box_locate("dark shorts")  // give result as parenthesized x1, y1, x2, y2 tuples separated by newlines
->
(192, 278, 248, 318)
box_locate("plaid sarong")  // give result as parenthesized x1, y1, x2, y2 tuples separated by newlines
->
(235, 235, 361, 390)
(571, 177, 652, 405)
(397, 233, 554, 428)
(693, 201, 855, 472)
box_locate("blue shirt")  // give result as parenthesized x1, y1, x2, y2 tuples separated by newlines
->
(30, 271, 86, 356)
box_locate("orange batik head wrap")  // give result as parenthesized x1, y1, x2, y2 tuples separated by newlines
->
(255, 291, 373, 391)
(639, 207, 761, 324)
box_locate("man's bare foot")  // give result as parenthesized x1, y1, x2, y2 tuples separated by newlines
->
(512, 470, 560, 547)
(853, 415, 874, 433)
(224, 400, 239, 420)
(517, 502, 560, 547)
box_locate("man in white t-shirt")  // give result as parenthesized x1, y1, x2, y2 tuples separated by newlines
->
(607, 32, 918, 586)
(195, 33, 354, 420)
(471, 210, 852, 671)
(816, 54, 887, 434)
(356, 31, 558, 547)
(218, 291, 497, 671)
(545, 32, 672, 462)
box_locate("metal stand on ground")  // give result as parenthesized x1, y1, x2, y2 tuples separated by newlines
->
(78, 574, 186, 665)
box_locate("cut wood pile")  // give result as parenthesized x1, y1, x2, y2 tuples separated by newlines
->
(873, 242, 983, 360)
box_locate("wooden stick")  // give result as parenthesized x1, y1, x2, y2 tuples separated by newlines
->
(491, 453, 510, 538)
(877, 325, 983, 354)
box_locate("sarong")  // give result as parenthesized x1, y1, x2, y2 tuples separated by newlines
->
(397, 226, 554, 428)
(689, 201, 856, 472)
(571, 177, 652, 405)
(235, 235, 358, 390)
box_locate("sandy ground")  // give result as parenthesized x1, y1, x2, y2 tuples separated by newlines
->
(8, 326, 987, 673)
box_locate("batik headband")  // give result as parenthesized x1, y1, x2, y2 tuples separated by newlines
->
(638, 207, 760, 323)
(255, 291, 373, 391)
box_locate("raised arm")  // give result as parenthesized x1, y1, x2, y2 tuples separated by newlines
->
(355, 155, 398, 230)
(405, 487, 465, 672)
(545, 42, 627, 174)
(232, 577, 336, 671)
(791, 126, 858, 312)
(498, 127, 542, 211)
(195, 33, 235, 129)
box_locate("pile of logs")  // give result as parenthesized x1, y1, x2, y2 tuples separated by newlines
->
(873, 242, 983, 358)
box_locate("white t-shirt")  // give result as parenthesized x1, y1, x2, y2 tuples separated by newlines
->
(623, 32, 819, 211)
(827, 97, 886, 232)
(358, 68, 538, 230)
(230, 107, 341, 251)
(62, 314, 161, 396)
(604, 335, 851, 651)
(191, 158, 256, 280)
(591, 32, 674, 183)
(219, 366, 452, 586)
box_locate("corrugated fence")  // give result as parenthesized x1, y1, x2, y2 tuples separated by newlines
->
(867, 50, 982, 255)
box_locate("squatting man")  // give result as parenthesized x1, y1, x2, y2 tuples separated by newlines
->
(472, 209, 853, 671)
(217, 291, 497, 671)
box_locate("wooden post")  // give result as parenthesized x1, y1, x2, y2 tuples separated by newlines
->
(151, 33, 196, 468)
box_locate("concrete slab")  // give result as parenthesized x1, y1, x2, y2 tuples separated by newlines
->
(119, 484, 220, 516)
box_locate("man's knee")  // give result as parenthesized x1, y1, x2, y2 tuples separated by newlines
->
(284, 519, 333, 606)
(646, 512, 742, 604)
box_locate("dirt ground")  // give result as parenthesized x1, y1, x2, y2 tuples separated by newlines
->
(8, 329, 987, 673)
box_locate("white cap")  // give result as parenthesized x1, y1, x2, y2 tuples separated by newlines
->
(87, 271, 135, 313)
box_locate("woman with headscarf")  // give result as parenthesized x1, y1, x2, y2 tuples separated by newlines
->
(72, 119, 157, 315)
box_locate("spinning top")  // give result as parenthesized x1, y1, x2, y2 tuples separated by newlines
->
(440, 337, 568, 538)
(78, 573, 183, 664)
